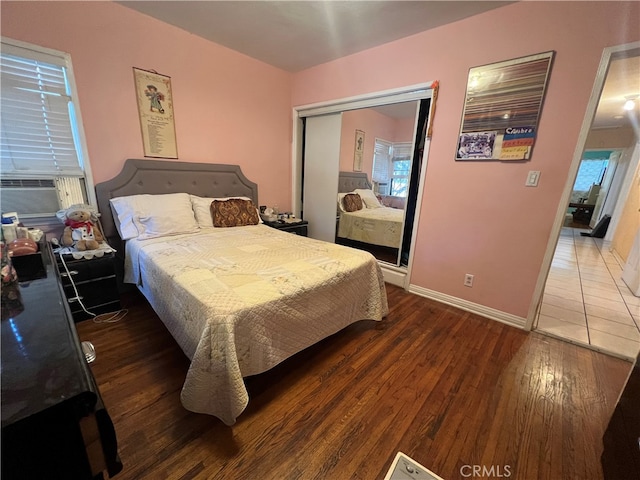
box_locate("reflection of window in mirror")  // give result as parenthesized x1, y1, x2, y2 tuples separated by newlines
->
(391, 160, 411, 196)
(390, 142, 412, 197)
(372, 139, 392, 195)
(373, 139, 413, 197)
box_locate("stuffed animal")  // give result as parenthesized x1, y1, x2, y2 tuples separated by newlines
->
(57, 204, 104, 251)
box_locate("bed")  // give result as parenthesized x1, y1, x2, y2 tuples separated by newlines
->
(336, 171, 405, 249)
(95, 159, 388, 425)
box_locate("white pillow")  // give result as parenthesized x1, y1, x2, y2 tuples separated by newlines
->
(109, 196, 142, 240)
(110, 193, 199, 240)
(189, 195, 262, 228)
(354, 188, 383, 209)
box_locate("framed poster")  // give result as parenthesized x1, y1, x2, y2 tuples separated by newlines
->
(456, 51, 554, 161)
(133, 67, 178, 159)
(353, 129, 365, 171)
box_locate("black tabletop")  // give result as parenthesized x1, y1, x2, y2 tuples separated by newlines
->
(1, 243, 96, 427)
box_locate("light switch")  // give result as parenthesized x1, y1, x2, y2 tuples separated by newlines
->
(526, 170, 540, 187)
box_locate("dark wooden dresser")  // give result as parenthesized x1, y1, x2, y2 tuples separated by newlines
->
(1, 242, 122, 479)
(602, 350, 640, 479)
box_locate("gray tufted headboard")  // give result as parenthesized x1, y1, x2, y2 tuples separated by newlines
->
(337, 171, 372, 193)
(95, 159, 258, 250)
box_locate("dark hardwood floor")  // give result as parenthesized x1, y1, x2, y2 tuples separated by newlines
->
(77, 284, 631, 480)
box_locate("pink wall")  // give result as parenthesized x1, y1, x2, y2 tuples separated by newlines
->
(393, 118, 415, 144)
(1, 1, 293, 210)
(292, 1, 640, 318)
(4, 1, 638, 320)
(339, 109, 414, 174)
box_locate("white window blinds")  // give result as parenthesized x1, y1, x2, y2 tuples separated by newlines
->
(372, 139, 392, 184)
(1, 43, 84, 178)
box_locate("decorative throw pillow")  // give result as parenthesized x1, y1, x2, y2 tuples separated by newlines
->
(210, 198, 260, 227)
(190, 195, 261, 227)
(355, 188, 383, 209)
(342, 193, 363, 212)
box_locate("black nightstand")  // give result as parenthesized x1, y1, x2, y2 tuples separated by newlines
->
(264, 220, 308, 237)
(54, 250, 121, 322)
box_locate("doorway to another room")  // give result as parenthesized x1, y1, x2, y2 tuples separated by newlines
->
(534, 43, 640, 360)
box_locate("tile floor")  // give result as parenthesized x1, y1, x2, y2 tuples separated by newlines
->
(535, 227, 640, 360)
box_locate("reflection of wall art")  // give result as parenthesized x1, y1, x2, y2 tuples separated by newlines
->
(456, 51, 554, 161)
(133, 67, 178, 159)
(353, 129, 365, 171)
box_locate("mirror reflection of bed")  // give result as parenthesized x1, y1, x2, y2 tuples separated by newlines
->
(333, 101, 418, 265)
(336, 171, 405, 264)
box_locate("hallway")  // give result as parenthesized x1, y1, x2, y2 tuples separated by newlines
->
(535, 227, 640, 360)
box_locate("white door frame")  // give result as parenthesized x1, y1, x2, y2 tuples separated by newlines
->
(606, 142, 640, 243)
(291, 83, 434, 288)
(525, 41, 640, 330)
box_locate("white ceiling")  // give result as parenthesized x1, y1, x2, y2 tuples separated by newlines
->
(593, 53, 640, 130)
(118, 1, 639, 130)
(118, 1, 513, 72)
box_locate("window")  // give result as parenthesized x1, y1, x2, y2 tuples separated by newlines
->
(373, 140, 412, 197)
(372, 139, 392, 195)
(1, 38, 93, 218)
(391, 159, 411, 197)
(573, 153, 611, 192)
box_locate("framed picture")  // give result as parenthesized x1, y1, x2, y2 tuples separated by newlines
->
(353, 129, 365, 171)
(133, 67, 178, 159)
(456, 51, 554, 161)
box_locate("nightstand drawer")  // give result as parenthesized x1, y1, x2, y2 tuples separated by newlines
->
(285, 224, 307, 236)
(263, 220, 308, 237)
(57, 255, 116, 285)
(64, 276, 120, 319)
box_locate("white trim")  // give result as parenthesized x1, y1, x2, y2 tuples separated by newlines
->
(526, 41, 640, 331)
(606, 141, 640, 242)
(380, 264, 407, 287)
(408, 284, 527, 329)
(1, 36, 67, 66)
(295, 83, 433, 118)
(64, 51, 96, 208)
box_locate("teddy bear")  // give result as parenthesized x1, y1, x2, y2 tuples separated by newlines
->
(57, 204, 104, 251)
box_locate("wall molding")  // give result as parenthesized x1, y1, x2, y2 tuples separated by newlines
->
(380, 264, 406, 287)
(408, 284, 527, 329)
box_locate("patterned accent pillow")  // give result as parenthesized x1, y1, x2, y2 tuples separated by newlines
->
(343, 193, 363, 212)
(210, 198, 260, 227)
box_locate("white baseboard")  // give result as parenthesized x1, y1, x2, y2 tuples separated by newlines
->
(408, 284, 527, 329)
(380, 264, 406, 287)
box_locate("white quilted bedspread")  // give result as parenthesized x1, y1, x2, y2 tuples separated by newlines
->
(337, 207, 405, 248)
(124, 225, 388, 425)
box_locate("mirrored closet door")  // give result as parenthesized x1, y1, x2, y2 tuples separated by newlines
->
(298, 88, 432, 269)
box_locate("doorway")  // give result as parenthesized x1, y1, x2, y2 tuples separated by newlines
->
(532, 42, 640, 360)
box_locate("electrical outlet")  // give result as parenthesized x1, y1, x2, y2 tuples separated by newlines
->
(464, 274, 474, 287)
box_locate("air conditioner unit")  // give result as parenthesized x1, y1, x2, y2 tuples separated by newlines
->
(1, 178, 86, 217)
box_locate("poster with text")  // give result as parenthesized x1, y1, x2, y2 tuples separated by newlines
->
(133, 67, 178, 159)
(456, 51, 554, 161)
